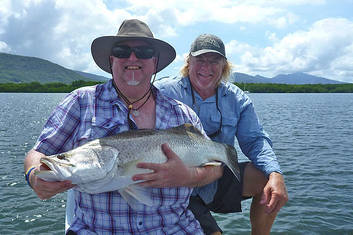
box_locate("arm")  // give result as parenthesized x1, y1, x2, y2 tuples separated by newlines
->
(25, 150, 74, 200)
(132, 143, 223, 188)
(237, 95, 288, 211)
(24, 92, 83, 199)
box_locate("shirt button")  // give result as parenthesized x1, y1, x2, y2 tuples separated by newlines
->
(138, 221, 143, 226)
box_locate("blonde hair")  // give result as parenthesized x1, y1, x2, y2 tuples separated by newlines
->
(180, 54, 233, 84)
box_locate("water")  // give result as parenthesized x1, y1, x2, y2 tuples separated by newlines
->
(1, 93, 352, 234)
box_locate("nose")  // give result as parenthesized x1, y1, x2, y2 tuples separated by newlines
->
(128, 51, 138, 61)
(199, 61, 213, 72)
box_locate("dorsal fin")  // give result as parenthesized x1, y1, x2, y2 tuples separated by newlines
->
(170, 124, 204, 136)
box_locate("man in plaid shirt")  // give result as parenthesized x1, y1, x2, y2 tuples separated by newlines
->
(24, 19, 224, 234)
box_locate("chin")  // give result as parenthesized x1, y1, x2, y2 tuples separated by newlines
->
(127, 81, 140, 86)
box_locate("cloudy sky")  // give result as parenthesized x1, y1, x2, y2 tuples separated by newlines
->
(1, 0, 353, 83)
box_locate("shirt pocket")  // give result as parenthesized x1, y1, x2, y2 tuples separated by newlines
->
(90, 116, 127, 139)
(211, 115, 237, 143)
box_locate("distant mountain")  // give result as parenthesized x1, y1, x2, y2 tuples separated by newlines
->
(231, 72, 346, 84)
(0, 52, 347, 85)
(74, 70, 109, 82)
(0, 53, 108, 84)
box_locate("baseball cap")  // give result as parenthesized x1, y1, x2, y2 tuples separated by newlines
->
(190, 34, 226, 58)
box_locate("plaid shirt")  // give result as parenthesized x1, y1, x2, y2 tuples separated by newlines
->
(34, 80, 205, 234)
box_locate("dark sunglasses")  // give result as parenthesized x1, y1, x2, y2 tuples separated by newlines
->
(112, 45, 156, 59)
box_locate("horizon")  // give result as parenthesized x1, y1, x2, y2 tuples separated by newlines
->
(0, 0, 352, 83)
(1, 51, 351, 84)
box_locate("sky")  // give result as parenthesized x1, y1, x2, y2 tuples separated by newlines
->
(1, 0, 353, 83)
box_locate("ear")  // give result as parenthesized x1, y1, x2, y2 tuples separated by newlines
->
(109, 56, 115, 75)
(153, 57, 157, 74)
(109, 55, 115, 64)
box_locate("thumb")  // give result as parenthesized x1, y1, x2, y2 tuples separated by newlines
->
(260, 185, 270, 205)
(161, 143, 176, 161)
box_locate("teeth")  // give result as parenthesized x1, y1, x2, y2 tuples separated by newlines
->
(125, 66, 141, 70)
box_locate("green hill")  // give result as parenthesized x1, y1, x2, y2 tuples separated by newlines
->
(0, 52, 105, 84)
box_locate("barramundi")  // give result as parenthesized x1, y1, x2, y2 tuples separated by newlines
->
(35, 124, 239, 207)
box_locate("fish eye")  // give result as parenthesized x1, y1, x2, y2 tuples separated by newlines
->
(57, 154, 66, 160)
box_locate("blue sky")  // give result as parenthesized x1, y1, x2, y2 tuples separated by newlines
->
(1, 0, 353, 82)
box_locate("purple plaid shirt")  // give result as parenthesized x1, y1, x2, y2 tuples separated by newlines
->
(34, 80, 205, 234)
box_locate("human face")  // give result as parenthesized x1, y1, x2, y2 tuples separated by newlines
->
(188, 53, 225, 98)
(110, 40, 156, 89)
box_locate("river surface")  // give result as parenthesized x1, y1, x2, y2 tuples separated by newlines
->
(0, 93, 352, 234)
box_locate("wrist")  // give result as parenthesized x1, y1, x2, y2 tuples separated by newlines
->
(25, 166, 37, 188)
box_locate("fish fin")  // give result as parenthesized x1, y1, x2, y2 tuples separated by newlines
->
(169, 123, 204, 137)
(119, 184, 154, 209)
(225, 145, 241, 182)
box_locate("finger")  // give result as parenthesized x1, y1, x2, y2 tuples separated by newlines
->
(136, 180, 161, 188)
(161, 143, 177, 160)
(260, 186, 270, 205)
(136, 161, 161, 170)
(270, 201, 282, 214)
(132, 171, 156, 182)
(265, 194, 279, 214)
(35, 178, 74, 199)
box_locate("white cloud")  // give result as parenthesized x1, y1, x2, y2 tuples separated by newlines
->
(0, 0, 352, 82)
(235, 18, 353, 82)
(0, 0, 132, 74)
(0, 41, 11, 52)
(121, 0, 298, 28)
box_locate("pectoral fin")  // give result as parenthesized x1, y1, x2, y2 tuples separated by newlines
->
(119, 184, 154, 209)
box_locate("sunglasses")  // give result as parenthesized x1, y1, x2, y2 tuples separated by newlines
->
(112, 45, 156, 59)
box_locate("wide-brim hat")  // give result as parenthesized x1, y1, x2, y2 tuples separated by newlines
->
(91, 19, 176, 74)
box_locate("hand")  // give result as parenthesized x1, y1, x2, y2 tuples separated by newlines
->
(132, 143, 198, 188)
(30, 165, 75, 200)
(260, 172, 288, 214)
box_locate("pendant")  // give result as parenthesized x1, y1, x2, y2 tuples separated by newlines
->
(132, 109, 139, 116)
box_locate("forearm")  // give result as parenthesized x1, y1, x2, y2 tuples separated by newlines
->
(24, 149, 45, 171)
(187, 165, 224, 188)
(243, 139, 282, 177)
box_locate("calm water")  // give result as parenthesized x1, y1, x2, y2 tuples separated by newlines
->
(0, 93, 352, 234)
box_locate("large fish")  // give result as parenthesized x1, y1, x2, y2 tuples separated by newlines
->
(35, 124, 239, 207)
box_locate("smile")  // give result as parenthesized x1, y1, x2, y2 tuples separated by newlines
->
(125, 66, 141, 70)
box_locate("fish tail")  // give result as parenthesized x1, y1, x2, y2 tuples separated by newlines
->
(225, 145, 240, 182)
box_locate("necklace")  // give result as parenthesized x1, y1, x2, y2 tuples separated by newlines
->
(129, 90, 152, 116)
(112, 81, 152, 128)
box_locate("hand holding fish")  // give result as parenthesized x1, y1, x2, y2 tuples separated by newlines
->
(133, 143, 224, 188)
(25, 149, 75, 200)
(31, 169, 74, 200)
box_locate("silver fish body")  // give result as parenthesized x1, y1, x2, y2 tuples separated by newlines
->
(36, 124, 239, 206)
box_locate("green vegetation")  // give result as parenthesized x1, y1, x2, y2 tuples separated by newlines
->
(0, 81, 352, 93)
(235, 83, 353, 93)
(0, 80, 104, 93)
(0, 53, 95, 84)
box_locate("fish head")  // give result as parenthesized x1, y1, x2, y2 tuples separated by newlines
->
(37, 141, 119, 184)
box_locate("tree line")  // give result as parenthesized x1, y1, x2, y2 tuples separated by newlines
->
(0, 80, 352, 93)
(0, 80, 103, 93)
(235, 83, 353, 93)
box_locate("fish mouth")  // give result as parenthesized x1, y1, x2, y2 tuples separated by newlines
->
(40, 157, 75, 172)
